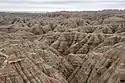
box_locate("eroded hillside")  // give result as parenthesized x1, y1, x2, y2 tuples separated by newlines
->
(0, 11, 125, 83)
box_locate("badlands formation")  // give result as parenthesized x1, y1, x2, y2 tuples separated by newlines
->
(0, 11, 125, 83)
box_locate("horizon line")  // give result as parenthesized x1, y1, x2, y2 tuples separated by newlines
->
(0, 9, 125, 13)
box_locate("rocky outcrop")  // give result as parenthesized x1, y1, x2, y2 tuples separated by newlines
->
(0, 11, 125, 83)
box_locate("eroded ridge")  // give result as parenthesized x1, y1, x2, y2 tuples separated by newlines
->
(0, 11, 125, 83)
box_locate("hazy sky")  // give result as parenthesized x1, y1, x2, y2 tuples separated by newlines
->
(0, 0, 125, 12)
